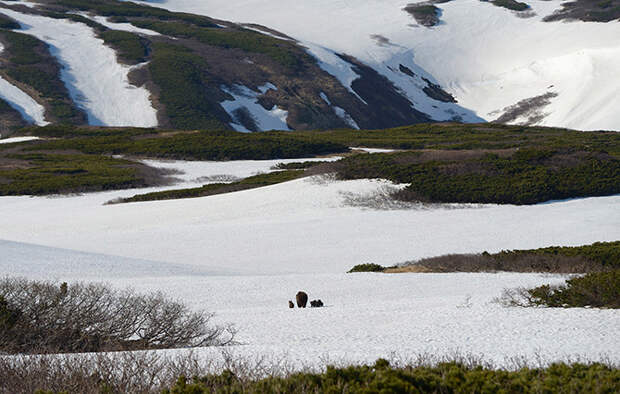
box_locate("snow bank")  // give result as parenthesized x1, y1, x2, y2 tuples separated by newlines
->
(138, 0, 620, 131)
(0, 175, 618, 275)
(0, 136, 39, 144)
(221, 84, 290, 131)
(1, 8, 158, 127)
(74, 12, 161, 36)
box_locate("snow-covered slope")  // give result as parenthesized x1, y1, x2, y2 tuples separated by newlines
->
(137, 0, 620, 131)
(0, 8, 158, 127)
(0, 169, 618, 275)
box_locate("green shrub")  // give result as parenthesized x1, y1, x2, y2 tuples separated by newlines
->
(117, 170, 304, 203)
(0, 14, 20, 30)
(336, 149, 620, 204)
(0, 153, 147, 195)
(526, 270, 620, 308)
(164, 359, 620, 393)
(100, 30, 148, 64)
(491, 0, 530, 12)
(348, 263, 385, 273)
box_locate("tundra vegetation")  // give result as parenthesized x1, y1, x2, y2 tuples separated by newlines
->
(2, 123, 619, 201)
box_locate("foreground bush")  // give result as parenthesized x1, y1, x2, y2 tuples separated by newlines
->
(0, 353, 617, 394)
(167, 359, 619, 393)
(500, 270, 620, 309)
(0, 278, 234, 354)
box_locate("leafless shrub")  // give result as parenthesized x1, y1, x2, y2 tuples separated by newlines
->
(0, 277, 235, 355)
(192, 174, 241, 183)
(493, 287, 540, 307)
(340, 185, 424, 210)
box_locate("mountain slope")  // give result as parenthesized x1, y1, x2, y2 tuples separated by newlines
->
(0, 0, 619, 132)
(132, 0, 620, 131)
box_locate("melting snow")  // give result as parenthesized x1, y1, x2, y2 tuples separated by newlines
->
(0, 8, 158, 127)
(221, 84, 290, 131)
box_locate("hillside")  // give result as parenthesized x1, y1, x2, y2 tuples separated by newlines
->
(0, 0, 618, 135)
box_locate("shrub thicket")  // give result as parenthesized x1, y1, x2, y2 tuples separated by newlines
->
(501, 270, 620, 309)
(336, 149, 620, 204)
(116, 170, 304, 203)
(0, 277, 234, 354)
(490, 0, 530, 12)
(100, 30, 149, 64)
(148, 43, 228, 130)
(0, 153, 150, 195)
(347, 263, 385, 273)
(0, 13, 20, 30)
(167, 359, 620, 393)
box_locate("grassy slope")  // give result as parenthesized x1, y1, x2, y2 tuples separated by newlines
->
(5, 123, 618, 199)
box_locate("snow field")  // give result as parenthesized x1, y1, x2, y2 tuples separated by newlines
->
(1, 156, 618, 369)
(0, 170, 618, 275)
(137, 0, 620, 131)
(0, 8, 158, 127)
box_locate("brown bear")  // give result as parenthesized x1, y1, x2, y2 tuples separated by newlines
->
(310, 299, 324, 308)
(296, 291, 308, 308)
(288, 300, 294, 308)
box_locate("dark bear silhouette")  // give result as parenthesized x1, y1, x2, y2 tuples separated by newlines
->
(310, 299, 324, 307)
(288, 300, 294, 308)
(296, 291, 308, 308)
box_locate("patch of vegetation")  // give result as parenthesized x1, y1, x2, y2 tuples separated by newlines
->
(133, 20, 306, 69)
(53, 0, 219, 27)
(148, 42, 228, 130)
(0, 153, 151, 195)
(0, 30, 84, 123)
(489, 0, 530, 12)
(543, 0, 620, 22)
(403, 3, 441, 27)
(496, 241, 620, 269)
(272, 160, 330, 170)
(399, 241, 620, 273)
(100, 30, 149, 64)
(115, 170, 304, 203)
(347, 263, 386, 273)
(20, 126, 349, 161)
(0, 277, 233, 354)
(501, 270, 620, 308)
(336, 148, 620, 204)
(0, 13, 20, 30)
(166, 359, 619, 393)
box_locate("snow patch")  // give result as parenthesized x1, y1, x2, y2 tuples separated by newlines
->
(1, 8, 158, 127)
(221, 84, 290, 131)
(74, 12, 161, 36)
(320, 92, 359, 129)
(0, 136, 40, 144)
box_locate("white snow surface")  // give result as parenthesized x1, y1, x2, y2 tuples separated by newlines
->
(0, 172, 618, 275)
(0, 8, 158, 127)
(134, 0, 620, 131)
(0, 42, 48, 126)
(221, 84, 290, 131)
